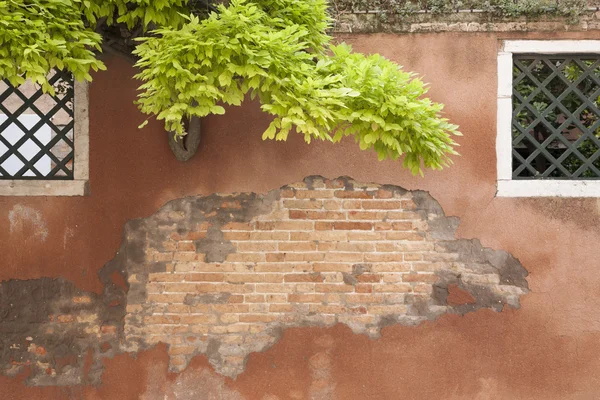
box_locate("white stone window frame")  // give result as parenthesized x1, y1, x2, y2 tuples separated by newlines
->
(0, 81, 89, 196)
(497, 40, 600, 197)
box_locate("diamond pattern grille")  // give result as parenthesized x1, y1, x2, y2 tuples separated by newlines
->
(0, 69, 74, 180)
(512, 54, 600, 179)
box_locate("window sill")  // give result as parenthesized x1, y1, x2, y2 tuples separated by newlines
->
(497, 179, 600, 197)
(0, 180, 89, 196)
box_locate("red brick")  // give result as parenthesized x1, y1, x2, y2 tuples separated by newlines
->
(375, 189, 394, 199)
(180, 315, 218, 324)
(257, 221, 314, 231)
(225, 253, 265, 262)
(348, 211, 386, 220)
(289, 294, 325, 303)
(313, 263, 352, 273)
(325, 179, 345, 189)
(402, 273, 439, 283)
(292, 211, 345, 220)
(144, 315, 180, 324)
(237, 242, 277, 252)
(324, 252, 363, 262)
(177, 241, 196, 251)
(371, 262, 412, 272)
(335, 242, 374, 252)
(334, 190, 373, 199)
(223, 231, 251, 240)
(286, 253, 324, 262)
(212, 304, 249, 313)
(222, 222, 254, 231)
(101, 325, 118, 334)
(315, 222, 333, 230)
(244, 294, 266, 303)
(269, 304, 295, 312)
(294, 190, 334, 199)
(364, 253, 404, 262)
(56, 315, 74, 323)
(401, 252, 422, 261)
(355, 284, 373, 293)
(224, 274, 266, 283)
(170, 346, 196, 355)
(386, 232, 425, 241)
(278, 242, 317, 252)
(149, 273, 184, 282)
(283, 200, 323, 209)
(342, 200, 362, 209)
(374, 222, 393, 231)
(310, 305, 346, 314)
(250, 231, 290, 240)
(333, 222, 372, 230)
(185, 273, 224, 282)
(72, 296, 92, 304)
(316, 284, 354, 293)
(362, 201, 402, 210)
(173, 252, 198, 262)
(386, 211, 420, 220)
(266, 253, 285, 262)
(401, 200, 417, 210)
(373, 284, 412, 293)
(345, 294, 384, 304)
(289, 210, 309, 219)
(356, 274, 381, 283)
(154, 252, 174, 262)
(284, 273, 323, 282)
(239, 314, 278, 323)
(323, 200, 341, 210)
(347, 232, 384, 241)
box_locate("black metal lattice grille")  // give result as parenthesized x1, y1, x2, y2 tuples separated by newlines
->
(0, 70, 74, 180)
(512, 54, 600, 179)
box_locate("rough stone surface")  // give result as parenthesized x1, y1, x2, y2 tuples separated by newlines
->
(333, 10, 600, 33)
(0, 177, 529, 384)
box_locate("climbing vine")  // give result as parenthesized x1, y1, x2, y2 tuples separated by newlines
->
(0, 0, 461, 173)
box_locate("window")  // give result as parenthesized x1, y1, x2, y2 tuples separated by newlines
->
(0, 69, 89, 196)
(497, 40, 600, 197)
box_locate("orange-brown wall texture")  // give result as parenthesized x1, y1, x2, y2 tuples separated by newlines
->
(2, 31, 600, 399)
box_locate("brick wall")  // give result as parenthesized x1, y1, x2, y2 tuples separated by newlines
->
(121, 177, 528, 378)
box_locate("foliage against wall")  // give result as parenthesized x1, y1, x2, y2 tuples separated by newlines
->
(0, 0, 460, 173)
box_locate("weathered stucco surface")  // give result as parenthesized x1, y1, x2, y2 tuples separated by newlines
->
(0, 178, 527, 384)
(1, 30, 600, 398)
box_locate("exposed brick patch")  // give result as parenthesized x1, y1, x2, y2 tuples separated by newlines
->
(117, 176, 528, 378)
(0, 177, 529, 384)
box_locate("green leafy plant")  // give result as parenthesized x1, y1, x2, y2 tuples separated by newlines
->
(0, 0, 460, 174)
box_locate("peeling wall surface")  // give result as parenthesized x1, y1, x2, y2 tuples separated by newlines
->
(2, 30, 600, 399)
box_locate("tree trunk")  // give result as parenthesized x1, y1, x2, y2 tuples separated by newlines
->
(168, 116, 202, 162)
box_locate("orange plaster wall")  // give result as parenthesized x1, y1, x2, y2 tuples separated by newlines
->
(2, 31, 600, 399)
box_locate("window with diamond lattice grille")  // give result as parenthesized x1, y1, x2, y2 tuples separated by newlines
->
(512, 54, 600, 179)
(0, 69, 74, 180)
